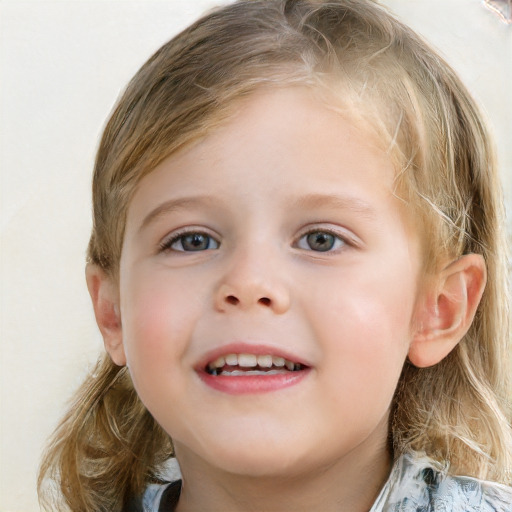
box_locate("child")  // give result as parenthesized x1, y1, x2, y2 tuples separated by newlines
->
(39, 0, 512, 510)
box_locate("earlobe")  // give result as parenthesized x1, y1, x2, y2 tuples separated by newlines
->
(85, 264, 126, 366)
(408, 254, 486, 368)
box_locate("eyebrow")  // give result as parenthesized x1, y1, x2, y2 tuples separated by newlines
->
(138, 195, 219, 233)
(289, 193, 377, 220)
(139, 192, 377, 233)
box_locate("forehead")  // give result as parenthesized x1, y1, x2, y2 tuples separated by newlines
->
(126, 86, 416, 234)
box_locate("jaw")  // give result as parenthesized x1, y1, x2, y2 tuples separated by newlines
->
(172, 415, 392, 512)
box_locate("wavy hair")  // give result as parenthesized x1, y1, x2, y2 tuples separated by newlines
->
(39, 1, 512, 509)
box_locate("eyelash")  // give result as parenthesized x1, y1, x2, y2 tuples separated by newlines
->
(295, 228, 351, 253)
(158, 227, 353, 254)
(159, 229, 220, 253)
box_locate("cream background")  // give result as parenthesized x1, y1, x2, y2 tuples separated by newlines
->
(0, 1, 510, 510)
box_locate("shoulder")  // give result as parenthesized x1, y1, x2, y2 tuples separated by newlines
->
(372, 452, 512, 512)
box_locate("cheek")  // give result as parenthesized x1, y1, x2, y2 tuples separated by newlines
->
(309, 262, 416, 344)
(315, 296, 410, 432)
(118, 269, 208, 416)
(306, 259, 417, 398)
(120, 269, 203, 372)
(318, 296, 410, 384)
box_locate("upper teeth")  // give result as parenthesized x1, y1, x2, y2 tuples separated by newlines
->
(207, 353, 300, 372)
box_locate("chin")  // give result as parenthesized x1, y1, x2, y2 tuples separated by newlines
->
(201, 428, 332, 480)
(174, 424, 316, 479)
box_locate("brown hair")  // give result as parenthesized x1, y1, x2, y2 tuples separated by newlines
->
(39, 1, 512, 509)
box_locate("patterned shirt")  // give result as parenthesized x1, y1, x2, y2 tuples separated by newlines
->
(138, 453, 512, 511)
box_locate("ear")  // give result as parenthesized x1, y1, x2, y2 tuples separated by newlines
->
(85, 264, 126, 366)
(409, 254, 486, 368)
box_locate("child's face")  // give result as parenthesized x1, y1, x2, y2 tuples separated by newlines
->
(118, 87, 424, 477)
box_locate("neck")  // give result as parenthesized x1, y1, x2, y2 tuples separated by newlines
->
(174, 438, 392, 512)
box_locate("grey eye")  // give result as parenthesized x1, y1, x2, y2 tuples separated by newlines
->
(297, 231, 345, 252)
(169, 233, 220, 252)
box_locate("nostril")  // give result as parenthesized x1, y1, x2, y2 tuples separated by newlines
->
(226, 295, 239, 305)
(259, 297, 271, 306)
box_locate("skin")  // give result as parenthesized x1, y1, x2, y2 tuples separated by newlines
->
(88, 87, 486, 511)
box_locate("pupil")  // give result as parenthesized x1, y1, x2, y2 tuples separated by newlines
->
(183, 234, 208, 251)
(307, 232, 334, 252)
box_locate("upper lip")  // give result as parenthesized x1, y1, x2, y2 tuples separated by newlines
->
(195, 342, 311, 372)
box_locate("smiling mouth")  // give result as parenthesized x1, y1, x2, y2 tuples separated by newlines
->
(205, 353, 306, 376)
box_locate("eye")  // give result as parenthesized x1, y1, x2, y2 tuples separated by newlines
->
(296, 230, 346, 252)
(160, 231, 220, 252)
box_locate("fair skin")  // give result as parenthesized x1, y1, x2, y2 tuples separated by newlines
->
(87, 87, 486, 511)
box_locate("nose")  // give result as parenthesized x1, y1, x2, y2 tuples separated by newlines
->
(214, 249, 291, 315)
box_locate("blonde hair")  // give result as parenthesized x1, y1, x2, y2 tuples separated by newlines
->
(39, 0, 512, 509)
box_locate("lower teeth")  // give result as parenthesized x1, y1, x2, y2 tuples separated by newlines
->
(207, 365, 303, 376)
(221, 369, 286, 376)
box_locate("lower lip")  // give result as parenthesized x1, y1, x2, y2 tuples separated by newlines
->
(198, 370, 310, 395)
